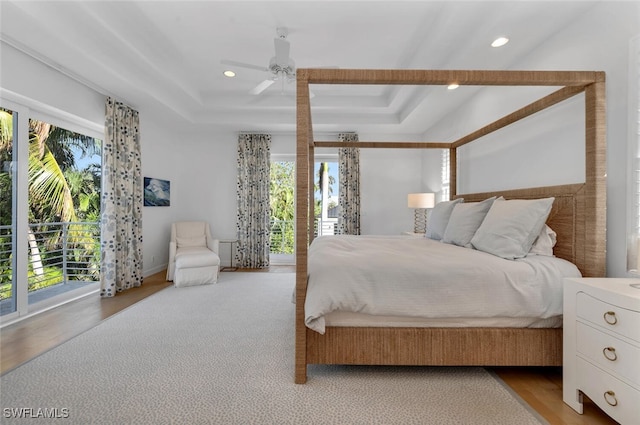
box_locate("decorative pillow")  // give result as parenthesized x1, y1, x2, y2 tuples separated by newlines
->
(425, 198, 463, 240)
(470, 197, 555, 259)
(442, 197, 496, 247)
(176, 235, 206, 248)
(528, 224, 557, 256)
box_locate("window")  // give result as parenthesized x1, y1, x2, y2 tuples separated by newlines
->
(441, 149, 450, 201)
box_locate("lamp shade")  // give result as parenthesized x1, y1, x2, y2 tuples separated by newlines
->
(407, 193, 435, 209)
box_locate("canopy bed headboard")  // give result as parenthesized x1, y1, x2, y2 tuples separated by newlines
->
(294, 69, 606, 384)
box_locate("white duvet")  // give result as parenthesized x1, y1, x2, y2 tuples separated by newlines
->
(305, 235, 581, 334)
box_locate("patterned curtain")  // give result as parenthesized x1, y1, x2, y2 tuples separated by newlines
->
(236, 134, 271, 268)
(338, 132, 361, 235)
(100, 98, 143, 297)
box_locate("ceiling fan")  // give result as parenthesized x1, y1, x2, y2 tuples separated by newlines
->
(221, 27, 296, 95)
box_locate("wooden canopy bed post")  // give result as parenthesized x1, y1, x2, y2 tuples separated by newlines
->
(449, 147, 457, 198)
(294, 69, 606, 384)
(584, 80, 607, 277)
(295, 69, 311, 384)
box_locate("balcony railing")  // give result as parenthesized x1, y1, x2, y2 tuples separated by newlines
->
(269, 218, 340, 256)
(0, 222, 100, 303)
(270, 219, 294, 255)
(315, 217, 339, 237)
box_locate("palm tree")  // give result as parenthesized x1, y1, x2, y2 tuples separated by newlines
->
(66, 169, 101, 221)
(28, 121, 99, 279)
(28, 120, 99, 223)
(315, 162, 336, 234)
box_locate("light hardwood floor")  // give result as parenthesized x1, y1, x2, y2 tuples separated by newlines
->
(0, 268, 616, 425)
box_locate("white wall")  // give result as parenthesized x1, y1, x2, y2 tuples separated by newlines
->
(140, 122, 240, 274)
(0, 43, 105, 128)
(359, 149, 422, 235)
(355, 133, 442, 234)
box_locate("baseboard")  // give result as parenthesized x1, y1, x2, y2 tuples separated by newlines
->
(143, 263, 167, 278)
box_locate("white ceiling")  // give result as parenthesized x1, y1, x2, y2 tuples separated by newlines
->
(0, 0, 602, 137)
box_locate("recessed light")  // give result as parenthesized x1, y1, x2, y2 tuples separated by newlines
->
(447, 83, 459, 90)
(223, 70, 236, 78)
(491, 37, 509, 48)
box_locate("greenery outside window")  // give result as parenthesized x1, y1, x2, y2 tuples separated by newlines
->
(270, 159, 295, 260)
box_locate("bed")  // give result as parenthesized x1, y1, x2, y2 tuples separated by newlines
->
(294, 69, 606, 384)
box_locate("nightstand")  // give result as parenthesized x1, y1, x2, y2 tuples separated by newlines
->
(563, 277, 640, 424)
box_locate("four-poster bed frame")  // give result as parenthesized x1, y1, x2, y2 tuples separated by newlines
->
(295, 69, 606, 384)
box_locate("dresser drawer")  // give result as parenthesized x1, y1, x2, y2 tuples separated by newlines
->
(577, 292, 640, 343)
(576, 322, 640, 386)
(576, 357, 640, 424)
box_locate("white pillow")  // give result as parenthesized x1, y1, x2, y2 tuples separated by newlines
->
(470, 197, 555, 259)
(528, 224, 557, 256)
(425, 198, 463, 240)
(176, 235, 206, 248)
(442, 197, 496, 247)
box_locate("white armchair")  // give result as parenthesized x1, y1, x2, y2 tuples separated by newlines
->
(166, 221, 220, 287)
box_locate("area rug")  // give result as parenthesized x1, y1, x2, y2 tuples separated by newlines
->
(0, 272, 547, 424)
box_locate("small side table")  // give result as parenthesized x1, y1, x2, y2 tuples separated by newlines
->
(219, 239, 238, 272)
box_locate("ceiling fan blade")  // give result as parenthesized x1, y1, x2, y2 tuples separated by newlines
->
(249, 79, 275, 95)
(274, 37, 290, 66)
(220, 59, 269, 72)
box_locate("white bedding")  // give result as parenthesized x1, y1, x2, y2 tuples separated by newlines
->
(305, 235, 581, 334)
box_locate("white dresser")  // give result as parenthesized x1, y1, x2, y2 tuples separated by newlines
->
(563, 278, 640, 424)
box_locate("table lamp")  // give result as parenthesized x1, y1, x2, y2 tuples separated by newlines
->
(408, 193, 435, 233)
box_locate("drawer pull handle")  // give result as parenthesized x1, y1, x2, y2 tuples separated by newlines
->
(604, 391, 618, 407)
(602, 347, 617, 361)
(603, 311, 617, 325)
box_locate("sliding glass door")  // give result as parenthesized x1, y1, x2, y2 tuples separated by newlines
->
(0, 99, 102, 322)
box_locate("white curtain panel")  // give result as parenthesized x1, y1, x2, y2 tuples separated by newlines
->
(338, 132, 361, 235)
(236, 134, 271, 268)
(100, 97, 143, 297)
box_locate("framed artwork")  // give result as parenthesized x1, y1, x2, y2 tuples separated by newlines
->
(144, 177, 170, 206)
